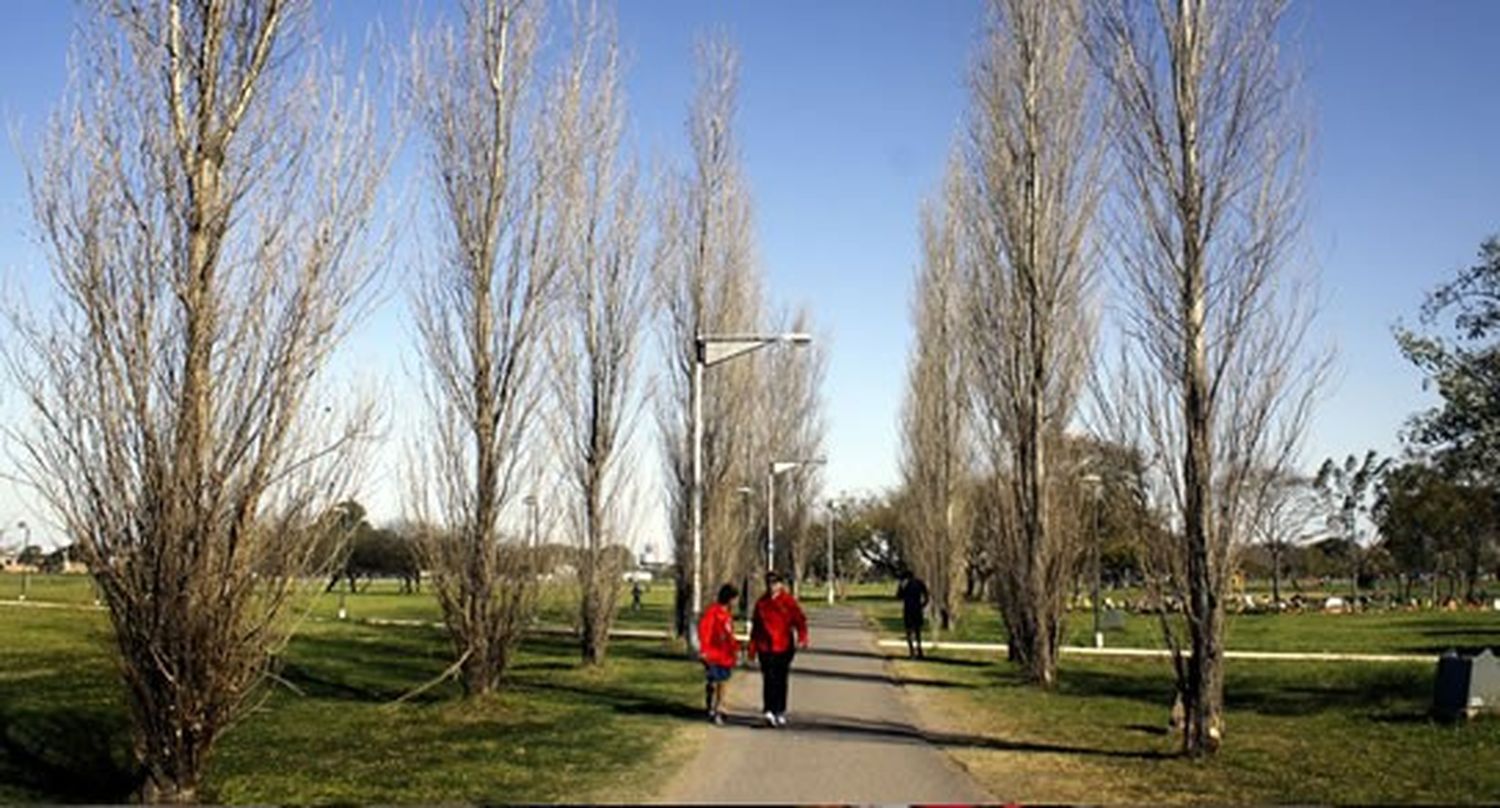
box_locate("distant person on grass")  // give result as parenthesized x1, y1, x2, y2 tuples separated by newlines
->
(896, 569, 930, 659)
(749, 570, 809, 728)
(697, 583, 741, 725)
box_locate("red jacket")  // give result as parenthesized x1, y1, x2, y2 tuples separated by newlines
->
(750, 590, 808, 656)
(697, 602, 740, 668)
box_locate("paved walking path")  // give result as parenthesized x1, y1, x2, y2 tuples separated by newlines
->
(657, 606, 993, 805)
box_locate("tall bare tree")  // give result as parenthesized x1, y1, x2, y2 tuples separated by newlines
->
(1089, 0, 1326, 755)
(3, 0, 389, 800)
(545, 3, 647, 666)
(962, 0, 1103, 686)
(763, 308, 828, 590)
(654, 37, 764, 636)
(409, 0, 558, 696)
(900, 166, 972, 634)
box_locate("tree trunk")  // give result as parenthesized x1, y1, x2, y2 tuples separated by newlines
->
(140, 775, 199, 806)
(461, 634, 495, 697)
(1184, 596, 1225, 755)
(1270, 543, 1282, 606)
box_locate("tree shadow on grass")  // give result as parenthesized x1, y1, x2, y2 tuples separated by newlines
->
(1040, 664, 1435, 721)
(899, 653, 995, 668)
(277, 632, 456, 704)
(517, 678, 705, 722)
(0, 700, 138, 803)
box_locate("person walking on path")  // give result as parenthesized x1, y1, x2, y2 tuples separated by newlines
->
(749, 571, 808, 727)
(896, 570, 930, 659)
(697, 583, 741, 725)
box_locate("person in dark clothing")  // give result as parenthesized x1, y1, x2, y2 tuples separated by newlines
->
(896, 570, 930, 659)
(749, 571, 809, 727)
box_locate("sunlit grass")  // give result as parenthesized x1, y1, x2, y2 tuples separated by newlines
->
(0, 597, 702, 803)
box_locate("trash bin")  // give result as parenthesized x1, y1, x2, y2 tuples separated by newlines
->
(1432, 648, 1500, 721)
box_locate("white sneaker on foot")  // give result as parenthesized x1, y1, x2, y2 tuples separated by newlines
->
(763, 711, 777, 727)
(774, 713, 788, 727)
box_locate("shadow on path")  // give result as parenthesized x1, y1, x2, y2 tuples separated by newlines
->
(791, 664, 976, 690)
(717, 710, 1173, 761)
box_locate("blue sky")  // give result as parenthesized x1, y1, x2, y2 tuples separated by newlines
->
(2, 1, 1499, 545)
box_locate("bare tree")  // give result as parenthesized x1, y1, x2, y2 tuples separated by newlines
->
(1089, 0, 1326, 755)
(962, 0, 1103, 686)
(900, 166, 972, 634)
(544, 3, 647, 666)
(763, 308, 828, 591)
(654, 37, 764, 637)
(408, 0, 559, 696)
(3, 0, 389, 800)
(1250, 469, 1320, 606)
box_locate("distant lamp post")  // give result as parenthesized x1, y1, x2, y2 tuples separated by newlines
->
(1080, 473, 1104, 649)
(825, 498, 839, 605)
(690, 332, 811, 649)
(735, 486, 755, 626)
(765, 458, 825, 578)
(16, 521, 30, 602)
(523, 495, 539, 549)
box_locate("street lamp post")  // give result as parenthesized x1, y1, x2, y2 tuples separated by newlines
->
(16, 521, 30, 602)
(691, 332, 811, 650)
(765, 458, 824, 579)
(1081, 474, 1104, 649)
(826, 499, 837, 605)
(735, 486, 754, 628)
(523, 495, 538, 549)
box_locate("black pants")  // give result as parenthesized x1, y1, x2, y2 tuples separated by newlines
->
(760, 650, 795, 714)
(904, 610, 925, 657)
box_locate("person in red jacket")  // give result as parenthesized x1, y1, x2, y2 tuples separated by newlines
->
(697, 583, 741, 725)
(748, 570, 809, 727)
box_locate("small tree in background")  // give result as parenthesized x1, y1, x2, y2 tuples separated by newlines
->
(1314, 451, 1392, 599)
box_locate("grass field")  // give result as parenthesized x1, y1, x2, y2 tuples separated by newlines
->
(885, 652, 1500, 804)
(7, 573, 1499, 803)
(844, 584, 1500, 655)
(822, 582, 1500, 803)
(0, 577, 703, 803)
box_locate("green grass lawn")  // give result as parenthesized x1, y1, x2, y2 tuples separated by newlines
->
(843, 584, 1500, 655)
(885, 651, 1500, 804)
(0, 598, 705, 803)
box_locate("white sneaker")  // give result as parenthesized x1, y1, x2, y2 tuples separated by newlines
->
(763, 711, 777, 727)
(774, 713, 788, 727)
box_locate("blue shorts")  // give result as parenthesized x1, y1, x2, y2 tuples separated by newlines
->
(704, 664, 732, 683)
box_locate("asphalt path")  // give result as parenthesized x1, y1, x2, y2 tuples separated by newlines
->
(656, 605, 993, 805)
